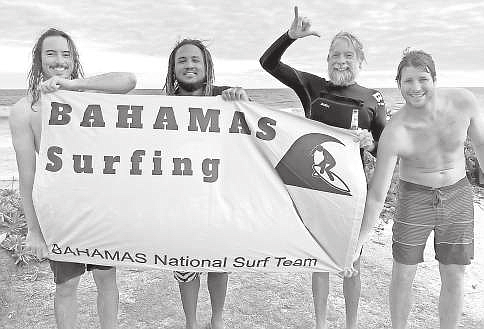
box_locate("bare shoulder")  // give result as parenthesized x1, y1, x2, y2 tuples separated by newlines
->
(441, 87, 479, 109)
(8, 96, 41, 135)
(385, 107, 407, 132)
(9, 97, 31, 125)
(377, 112, 405, 153)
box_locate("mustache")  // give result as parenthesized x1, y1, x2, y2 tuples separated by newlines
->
(329, 69, 355, 86)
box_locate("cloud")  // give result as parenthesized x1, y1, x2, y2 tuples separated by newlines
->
(0, 0, 483, 88)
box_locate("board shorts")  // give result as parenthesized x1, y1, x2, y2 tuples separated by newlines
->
(49, 260, 113, 284)
(392, 177, 474, 265)
(173, 271, 229, 283)
(173, 271, 201, 283)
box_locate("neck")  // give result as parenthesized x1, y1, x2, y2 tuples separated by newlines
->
(406, 97, 437, 117)
(178, 87, 204, 96)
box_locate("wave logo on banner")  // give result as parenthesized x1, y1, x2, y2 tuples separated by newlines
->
(275, 133, 351, 196)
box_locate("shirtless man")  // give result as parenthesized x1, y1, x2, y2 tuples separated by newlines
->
(9, 28, 136, 329)
(356, 49, 482, 329)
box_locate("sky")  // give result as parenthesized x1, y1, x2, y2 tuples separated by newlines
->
(1, 0, 483, 89)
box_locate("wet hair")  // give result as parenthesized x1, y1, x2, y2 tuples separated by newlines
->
(327, 31, 366, 65)
(395, 48, 436, 84)
(27, 28, 84, 110)
(163, 39, 215, 96)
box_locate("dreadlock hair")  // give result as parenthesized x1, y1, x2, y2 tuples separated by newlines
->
(395, 48, 436, 85)
(163, 39, 214, 96)
(27, 28, 84, 110)
(328, 31, 366, 67)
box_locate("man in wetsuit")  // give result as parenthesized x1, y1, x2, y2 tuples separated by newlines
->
(357, 50, 481, 329)
(259, 6, 386, 329)
(163, 38, 248, 329)
(9, 28, 136, 329)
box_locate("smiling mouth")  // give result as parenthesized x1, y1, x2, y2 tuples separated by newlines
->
(408, 92, 425, 98)
(50, 66, 69, 72)
(184, 71, 197, 77)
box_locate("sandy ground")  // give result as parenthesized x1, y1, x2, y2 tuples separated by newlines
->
(0, 206, 483, 329)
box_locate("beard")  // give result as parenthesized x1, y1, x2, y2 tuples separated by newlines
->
(177, 79, 206, 92)
(328, 66, 358, 86)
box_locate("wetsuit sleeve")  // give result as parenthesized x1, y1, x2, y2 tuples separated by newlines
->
(369, 91, 387, 157)
(259, 32, 312, 117)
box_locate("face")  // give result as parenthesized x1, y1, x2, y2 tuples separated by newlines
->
(398, 65, 435, 108)
(174, 44, 206, 91)
(327, 38, 360, 86)
(41, 36, 74, 80)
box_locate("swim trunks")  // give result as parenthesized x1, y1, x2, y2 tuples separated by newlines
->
(49, 260, 113, 284)
(392, 177, 474, 265)
(173, 271, 201, 283)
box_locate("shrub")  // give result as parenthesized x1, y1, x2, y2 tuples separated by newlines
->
(0, 188, 40, 265)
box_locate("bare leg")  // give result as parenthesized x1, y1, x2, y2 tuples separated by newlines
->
(179, 276, 201, 329)
(390, 261, 417, 329)
(438, 263, 465, 329)
(343, 258, 361, 329)
(207, 272, 228, 329)
(92, 268, 119, 329)
(312, 272, 330, 329)
(54, 275, 81, 329)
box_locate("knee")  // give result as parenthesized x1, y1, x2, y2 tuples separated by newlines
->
(56, 277, 80, 298)
(392, 261, 417, 282)
(93, 269, 118, 291)
(440, 264, 465, 291)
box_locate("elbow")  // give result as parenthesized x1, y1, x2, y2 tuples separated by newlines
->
(259, 55, 273, 71)
(125, 73, 137, 92)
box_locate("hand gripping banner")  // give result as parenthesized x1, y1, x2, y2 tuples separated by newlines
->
(33, 91, 367, 272)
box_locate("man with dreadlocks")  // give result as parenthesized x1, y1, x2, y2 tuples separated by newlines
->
(259, 6, 386, 329)
(9, 28, 136, 329)
(164, 38, 248, 329)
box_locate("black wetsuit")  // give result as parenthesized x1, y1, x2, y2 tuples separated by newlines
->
(260, 32, 387, 157)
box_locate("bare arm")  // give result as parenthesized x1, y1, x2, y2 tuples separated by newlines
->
(466, 89, 484, 171)
(355, 125, 399, 255)
(9, 101, 48, 258)
(40, 72, 137, 94)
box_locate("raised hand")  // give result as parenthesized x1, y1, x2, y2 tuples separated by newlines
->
(288, 6, 321, 39)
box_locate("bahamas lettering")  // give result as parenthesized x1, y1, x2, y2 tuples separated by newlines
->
(51, 245, 318, 269)
(44, 101, 278, 183)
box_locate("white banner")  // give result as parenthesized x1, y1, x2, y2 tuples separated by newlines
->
(33, 90, 367, 272)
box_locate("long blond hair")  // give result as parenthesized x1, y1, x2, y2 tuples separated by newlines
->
(27, 28, 84, 110)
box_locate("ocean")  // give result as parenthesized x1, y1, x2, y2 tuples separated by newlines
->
(1, 87, 484, 187)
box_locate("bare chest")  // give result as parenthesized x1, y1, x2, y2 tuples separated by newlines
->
(400, 113, 469, 161)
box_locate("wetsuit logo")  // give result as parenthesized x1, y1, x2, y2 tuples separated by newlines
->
(372, 92, 385, 106)
(275, 133, 351, 196)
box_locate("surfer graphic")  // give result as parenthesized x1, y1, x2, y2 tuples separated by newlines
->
(311, 143, 350, 194)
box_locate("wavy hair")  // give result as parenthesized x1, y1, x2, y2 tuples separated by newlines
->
(163, 39, 214, 96)
(328, 31, 366, 66)
(395, 48, 436, 84)
(27, 28, 84, 110)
